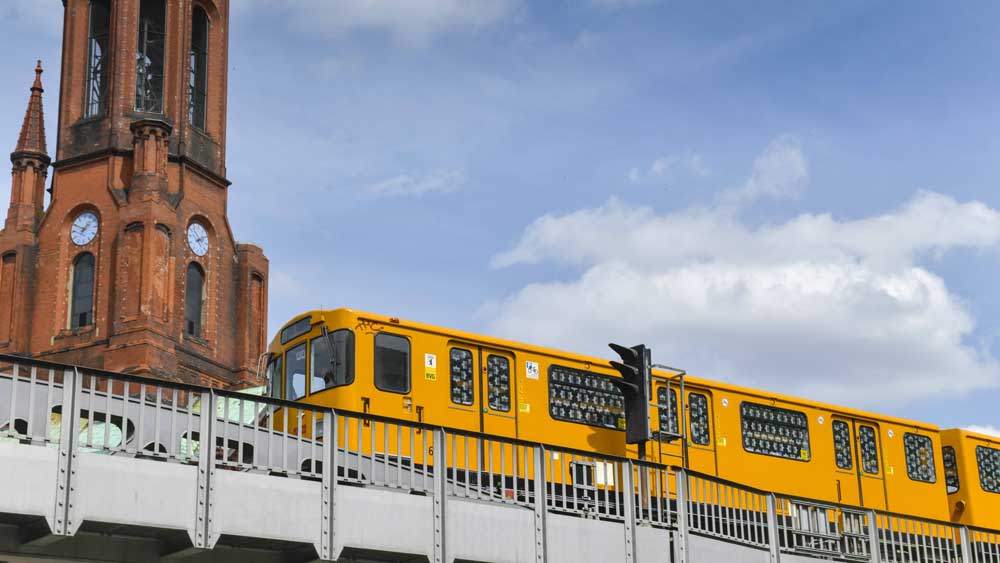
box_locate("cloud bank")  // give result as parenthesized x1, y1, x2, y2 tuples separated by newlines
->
(489, 135, 1000, 408)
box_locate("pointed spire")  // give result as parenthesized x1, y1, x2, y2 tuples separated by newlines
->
(13, 60, 48, 160)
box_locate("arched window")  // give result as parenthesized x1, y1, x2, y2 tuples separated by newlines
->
(136, 0, 166, 113)
(185, 262, 204, 338)
(70, 253, 96, 329)
(189, 7, 208, 129)
(85, 0, 111, 117)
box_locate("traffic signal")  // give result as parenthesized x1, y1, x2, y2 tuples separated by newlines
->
(608, 343, 651, 445)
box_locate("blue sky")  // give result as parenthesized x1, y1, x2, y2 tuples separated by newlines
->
(2, 0, 1000, 431)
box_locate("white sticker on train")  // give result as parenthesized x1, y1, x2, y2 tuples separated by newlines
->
(526, 361, 539, 380)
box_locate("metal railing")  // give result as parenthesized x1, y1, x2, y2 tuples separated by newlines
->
(3, 353, 1000, 563)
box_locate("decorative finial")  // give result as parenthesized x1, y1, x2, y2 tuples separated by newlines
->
(32, 60, 43, 92)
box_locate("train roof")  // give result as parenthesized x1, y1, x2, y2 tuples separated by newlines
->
(942, 427, 1000, 446)
(272, 308, 940, 433)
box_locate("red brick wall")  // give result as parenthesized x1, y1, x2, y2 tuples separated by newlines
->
(0, 0, 267, 387)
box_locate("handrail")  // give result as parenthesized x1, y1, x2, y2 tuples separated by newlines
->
(675, 464, 967, 532)
(0, 352, 994, 544)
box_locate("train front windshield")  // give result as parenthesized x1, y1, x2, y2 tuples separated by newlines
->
(266, 328, 356, 401)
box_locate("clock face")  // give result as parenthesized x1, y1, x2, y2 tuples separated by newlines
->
(71, 212, 99, 246)
(187, 223, 209, 257)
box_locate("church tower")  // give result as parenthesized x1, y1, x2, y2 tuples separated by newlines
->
(0, 0, 269, 388)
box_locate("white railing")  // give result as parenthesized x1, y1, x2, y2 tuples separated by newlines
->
(2, 353, 1000, 563)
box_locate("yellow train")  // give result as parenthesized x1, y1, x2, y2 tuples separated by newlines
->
(941, 429, 1000, 528)
(264, 308, 995, 530)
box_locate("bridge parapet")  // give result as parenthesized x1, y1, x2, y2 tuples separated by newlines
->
(0, 354, 998, 563)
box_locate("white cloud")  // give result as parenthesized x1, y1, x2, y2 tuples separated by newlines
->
(491, 191, 1000, 270)
(966, 425, 1000, 438)
(364, 170, 468, 198)
(280, 0, 520, 46)
(628, 152, 710, 186)
(721, 133, 808, 205)
(488, 135, 1000, 408)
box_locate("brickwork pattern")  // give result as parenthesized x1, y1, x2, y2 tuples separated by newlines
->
(0, 0, 268, 389)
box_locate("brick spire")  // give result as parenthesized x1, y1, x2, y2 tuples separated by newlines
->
(12, 61, 48, 160)
(6, 61, 50, 235)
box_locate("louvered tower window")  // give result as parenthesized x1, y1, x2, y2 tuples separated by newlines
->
(85, 0, 110, 117)
(189, 7, 208, 128)
(136, 0, 166, 113)
(185, 263, 204, 337)
(70, 253, 95, 329)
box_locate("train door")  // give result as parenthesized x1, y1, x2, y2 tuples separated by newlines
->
(684, 391, 717, 475)
(852, 422, 887, 510)
(832, 417, 887, 510)
(653, 380, 683, 467)
(478, 347, 517, 439)
(441, 344, 481, 433)
(831, 417, 862, 507)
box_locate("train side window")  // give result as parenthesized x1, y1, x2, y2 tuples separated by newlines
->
(450, 348, 474, 406)
(739, 402, 810, 462)
(903, 433, 936, 483)
(688, 393, 711, 445)
(548, 364, 624, 430)
(266, 355, 282, 399)
(310, 330, 355, 394)
(943, 446, 960, 494)
(285, 343, 306, 400)
(976, 445, 1000, 494)
(487, 355, 511, 412)
(657, 387, 678, 435)
(858, 425, 879, 474)
(832, 421, 853, 470)
(374, 333, 410, 394)
(656, 387, 680, 436)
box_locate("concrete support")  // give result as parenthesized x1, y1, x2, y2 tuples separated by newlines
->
(433, 428, 446, 563)
(622, 461, 636, 563)
(318, 411, 336, 561)
(765, 493, 780, 563)
(867, 510, 882, 563)
(194, 390, 215, 550)
(959, 526, 973, 563)
(53, 368, 79, 538)
(533, 446, 547, 563)
(675, 468, 689, 563)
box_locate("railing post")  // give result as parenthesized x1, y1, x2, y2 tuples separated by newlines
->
(622, 461, 636, 563)
(533, 445, 548, 563)
(53, 367, 80, 537)
(319, 410, 337, 561)
(194, 390, 216, 550)
(432, 428, 446, 563)
(675, 468, 689, 563)
(959, 526, 974, 563)
(766, 493, 781, 563)
(867, 510, 882, 563)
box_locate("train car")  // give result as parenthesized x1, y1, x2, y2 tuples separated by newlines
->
(940, 428, 1000, 530)
(264, 308, 949, 522)
(704, 381, 947, 521)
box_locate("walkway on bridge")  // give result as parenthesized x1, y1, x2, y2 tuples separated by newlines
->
(1, 354, 998, 563)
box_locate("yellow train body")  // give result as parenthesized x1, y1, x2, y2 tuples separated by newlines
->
(266, 309, 954, 524)
(941, 429, 1000, 530)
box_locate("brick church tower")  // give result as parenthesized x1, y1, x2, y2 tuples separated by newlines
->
(0, 0, 268, 388)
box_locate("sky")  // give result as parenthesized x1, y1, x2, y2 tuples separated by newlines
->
(1, 0, 1000, 433)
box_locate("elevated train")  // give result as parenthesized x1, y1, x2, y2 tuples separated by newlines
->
(264, 308, 999, 531)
